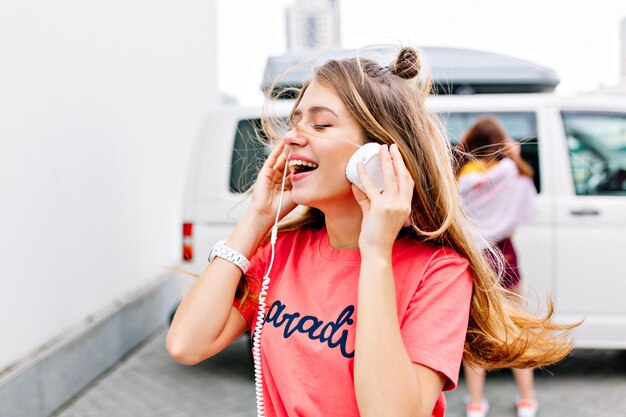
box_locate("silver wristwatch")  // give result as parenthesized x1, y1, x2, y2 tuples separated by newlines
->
(208, 239, 250, 274)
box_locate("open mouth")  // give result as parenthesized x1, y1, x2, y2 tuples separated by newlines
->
(288, 159, 319, 175)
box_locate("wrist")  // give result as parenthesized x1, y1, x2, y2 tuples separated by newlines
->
(243, 206, 276, 231)
(359, 251, 392, 278)
(359, 244, 392, 261)
(226, 209, 274, 259)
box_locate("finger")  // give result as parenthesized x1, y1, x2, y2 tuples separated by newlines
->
(351, 184, 371, 212)
(273, 151, 288, 172)
(390, 144, 414, 199)
(381, 144, 398, 193)
(283, 175, 293, 190)
(272, 153, 290, 181)
(264, 139, 286, 169)
(357, 161, 381, 199)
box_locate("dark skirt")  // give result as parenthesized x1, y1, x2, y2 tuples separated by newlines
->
(495, 236, 521, 290)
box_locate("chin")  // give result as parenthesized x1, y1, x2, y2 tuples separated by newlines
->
(290, 187, 312, 207)
(296, 192, 356, 213)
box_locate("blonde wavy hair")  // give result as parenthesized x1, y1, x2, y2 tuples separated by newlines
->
(239, 46, 576, 370)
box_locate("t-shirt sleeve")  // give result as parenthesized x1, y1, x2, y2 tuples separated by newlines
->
(232, 241, 270, 329)
(400, 249, 472, 391)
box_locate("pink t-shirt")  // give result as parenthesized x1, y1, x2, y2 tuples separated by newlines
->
(235, 227, 472, 417)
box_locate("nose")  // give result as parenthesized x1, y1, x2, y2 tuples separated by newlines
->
(283, 125, 308, 148)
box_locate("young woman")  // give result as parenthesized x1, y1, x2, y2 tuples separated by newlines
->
(456, 116, 540, 417)
(166, 47, 573, 417)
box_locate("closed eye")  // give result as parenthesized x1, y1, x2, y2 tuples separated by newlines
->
(313, 125, 331, 131)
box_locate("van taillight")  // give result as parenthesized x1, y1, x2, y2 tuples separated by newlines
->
(182, 222, 193, 262)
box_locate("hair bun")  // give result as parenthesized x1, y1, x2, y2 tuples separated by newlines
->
(389, 47, 420, 80)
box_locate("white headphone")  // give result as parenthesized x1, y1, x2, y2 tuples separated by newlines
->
(345, 142, 384, 192)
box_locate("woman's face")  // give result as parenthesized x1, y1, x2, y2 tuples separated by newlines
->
(284, 79, 365, 209)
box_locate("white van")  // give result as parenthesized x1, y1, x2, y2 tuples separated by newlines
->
(180, 48, 626, 350)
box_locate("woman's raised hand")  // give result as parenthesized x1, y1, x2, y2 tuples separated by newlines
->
(503, 138, 522, 161)
(351, 143, 414, 255)
(247, 139, 297, 226)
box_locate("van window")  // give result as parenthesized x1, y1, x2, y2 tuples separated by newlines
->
(441, 112, 541, 192)
(229, 119, 271, 193)
(562, 111, 626, 195)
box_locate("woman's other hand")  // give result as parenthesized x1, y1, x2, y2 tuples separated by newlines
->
(352, 144, 414, 255)
(503, 138, 535, 178)
(503, 138, 521, 161)
(247, 139, 298, 226)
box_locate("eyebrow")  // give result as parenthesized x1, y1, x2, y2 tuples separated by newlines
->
(292, 106, 339, 120)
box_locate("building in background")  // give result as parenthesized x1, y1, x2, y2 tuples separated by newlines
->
(286, 0, 341, 52)
(594, 16, 626, 94)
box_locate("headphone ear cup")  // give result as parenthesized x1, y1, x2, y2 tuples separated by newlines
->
(346, 143, 384, 192)
(345, 155, 361, 188)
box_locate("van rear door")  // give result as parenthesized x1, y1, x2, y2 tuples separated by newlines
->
(552, 109, 626, 347)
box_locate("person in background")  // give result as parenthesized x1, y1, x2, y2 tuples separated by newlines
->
(456, 115, 539, 417)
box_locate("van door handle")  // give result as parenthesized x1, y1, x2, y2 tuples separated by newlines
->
(570, 208, 600, 216)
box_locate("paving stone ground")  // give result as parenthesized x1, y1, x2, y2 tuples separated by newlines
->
(51, 326, 626, 417)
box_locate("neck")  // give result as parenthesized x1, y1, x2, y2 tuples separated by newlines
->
(319, 199, 362, 250)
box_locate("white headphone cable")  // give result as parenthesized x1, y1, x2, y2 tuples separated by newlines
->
(252, 153, 289, 417)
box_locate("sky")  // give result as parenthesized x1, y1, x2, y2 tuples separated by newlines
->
(216, 0, 626, 105)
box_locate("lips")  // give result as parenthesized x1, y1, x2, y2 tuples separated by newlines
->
(288, 154, 319, 181)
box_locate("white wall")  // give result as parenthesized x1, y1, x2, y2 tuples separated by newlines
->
(0, 0, 218, 371)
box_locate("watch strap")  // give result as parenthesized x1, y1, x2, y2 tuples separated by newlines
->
(208, 239, 250, 274)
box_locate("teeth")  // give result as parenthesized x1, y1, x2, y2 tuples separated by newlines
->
(288, 159, 318, 168)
